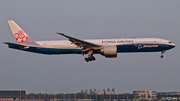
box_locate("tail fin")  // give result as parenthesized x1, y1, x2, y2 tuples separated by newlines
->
(8, 20, 39, 46)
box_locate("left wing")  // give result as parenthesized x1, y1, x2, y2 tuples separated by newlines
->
(57, 33, 102, 50)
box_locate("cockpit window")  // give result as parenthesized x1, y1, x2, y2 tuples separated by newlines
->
(169, 42, 173, 43)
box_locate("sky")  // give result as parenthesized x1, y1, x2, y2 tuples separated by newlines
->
(0, 0, 180, 94)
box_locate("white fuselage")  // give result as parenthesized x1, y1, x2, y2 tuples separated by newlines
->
(36, 38, 175, 50)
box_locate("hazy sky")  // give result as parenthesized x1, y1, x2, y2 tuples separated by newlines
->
(0, 0, 180, 94)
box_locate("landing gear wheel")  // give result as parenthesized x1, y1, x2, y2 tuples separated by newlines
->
(85, 57, 89, 62)
(160, 51, 166, 58)
(89, 56, 96, 61)
(84, 56, 96, 62)
(89, 56, 92, 61)
(92, 56, 95, 61)
(160, 55, 164, 58)
(93, 58, 96, 61)
(89, 58, 92, 61)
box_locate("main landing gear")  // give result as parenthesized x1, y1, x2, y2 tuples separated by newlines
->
(85, 56, 96, 62)
(160, 51, 166, 58)
(84, 50, 96, 62)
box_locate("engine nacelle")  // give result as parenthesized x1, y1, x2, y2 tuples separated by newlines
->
(100, 46, 117, 58)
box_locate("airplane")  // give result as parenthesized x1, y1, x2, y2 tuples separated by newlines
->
(3, 20, 175, 62)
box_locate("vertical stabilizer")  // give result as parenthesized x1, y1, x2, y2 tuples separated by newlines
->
(8, 20, 39, 45)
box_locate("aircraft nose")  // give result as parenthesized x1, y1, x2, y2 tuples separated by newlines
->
(171, 43, 176, 48)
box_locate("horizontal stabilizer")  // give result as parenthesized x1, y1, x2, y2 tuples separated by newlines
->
(3, 42, 29, 49)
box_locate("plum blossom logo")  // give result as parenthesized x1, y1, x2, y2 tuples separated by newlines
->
(14, 30, 28, 42)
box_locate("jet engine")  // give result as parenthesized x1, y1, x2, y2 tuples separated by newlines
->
(100, 46, 117, 58)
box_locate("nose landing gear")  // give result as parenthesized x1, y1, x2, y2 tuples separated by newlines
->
(160, 55, 164, 58)
(160, 51, 166, 58)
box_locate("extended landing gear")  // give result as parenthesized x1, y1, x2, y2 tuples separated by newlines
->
(160, 55, 164, 58)
(83, 49, 96, 62)
(160, 51, 166, 58)
(82, 49, 96, 62)
(85, 56, 96, 62)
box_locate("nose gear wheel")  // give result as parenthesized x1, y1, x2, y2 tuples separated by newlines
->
(160, 50, 166, 58)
